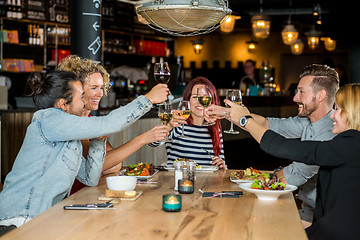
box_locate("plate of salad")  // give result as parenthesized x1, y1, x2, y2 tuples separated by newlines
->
(119, 162, 158, 178)
(230, 167, 270, 183)
(239, 179, 297, 201)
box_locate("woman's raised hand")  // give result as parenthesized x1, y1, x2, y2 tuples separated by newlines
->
(169, 109, 188, 128)
(144, 84, 169, 104)
(142, 125, 170, 144)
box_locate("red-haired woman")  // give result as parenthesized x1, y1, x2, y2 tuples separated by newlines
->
(150, 77, 226, 169)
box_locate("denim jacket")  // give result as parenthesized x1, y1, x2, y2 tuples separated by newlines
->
(0, 95, 152, 223)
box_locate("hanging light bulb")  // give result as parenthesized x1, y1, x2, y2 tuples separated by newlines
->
(251, 14, 271, 39)
(220, 15, 241, 33)
(251, 0, 270, 39)
(281, 24, 298, 45)
(306, 28, 321, 50)
(191, 39, 204, 54)
(246, 40, 258, 52)
(321, 37, 336, 51)
(281, 0, 298, 45)
(290, 38, 304, 55)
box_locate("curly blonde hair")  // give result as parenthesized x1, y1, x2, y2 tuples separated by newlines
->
(57, 55, 111, 96)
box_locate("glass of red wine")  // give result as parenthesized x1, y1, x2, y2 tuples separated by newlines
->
(154, 62, 171, 102)
(154, 62, 171, 84)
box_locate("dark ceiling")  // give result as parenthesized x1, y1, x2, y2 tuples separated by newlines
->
(227, 0, 351, 43)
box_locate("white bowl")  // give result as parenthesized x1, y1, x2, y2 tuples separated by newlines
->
(106, 176, 137, 191)
(239, 182, 297, 201)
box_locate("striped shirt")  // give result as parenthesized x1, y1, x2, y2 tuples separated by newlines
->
(150, 124, 225, 166)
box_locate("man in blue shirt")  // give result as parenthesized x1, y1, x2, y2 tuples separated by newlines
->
(208, 64, 339, 228)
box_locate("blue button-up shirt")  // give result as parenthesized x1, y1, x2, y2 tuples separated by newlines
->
(0, 95, 152, 224)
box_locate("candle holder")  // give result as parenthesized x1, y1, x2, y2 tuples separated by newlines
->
(162, 194, 182, 212)
(178, 179, 194, 194)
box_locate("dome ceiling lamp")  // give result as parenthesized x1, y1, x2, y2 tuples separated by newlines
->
(281, 0, 298, 45)
(220, 14, 241, 34)
(135, 0, 232, 36)
(251, 0, 271, 39)
(290, 38, 304, 55)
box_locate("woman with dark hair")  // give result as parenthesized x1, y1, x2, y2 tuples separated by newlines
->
(150, 77, 225, 169)
(0, 71, 168, 235)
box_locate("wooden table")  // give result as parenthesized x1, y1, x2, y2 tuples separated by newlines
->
(1, 170, 308, 240)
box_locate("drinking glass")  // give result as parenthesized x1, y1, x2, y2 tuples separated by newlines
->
(177, 100, 191, 138)
(197, 86, 215, 126)
(158, 102, 173, 142)
(154, 62, 171, 102)
(154, 62, 171, 84)
(224, 89, 242, 134)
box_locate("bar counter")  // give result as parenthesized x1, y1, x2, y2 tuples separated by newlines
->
(1, 170, 307, 240)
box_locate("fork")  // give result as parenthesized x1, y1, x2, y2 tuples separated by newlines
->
(201, 148, 213, 159)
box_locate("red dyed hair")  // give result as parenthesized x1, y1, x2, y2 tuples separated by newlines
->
(182, 77, 223, 156)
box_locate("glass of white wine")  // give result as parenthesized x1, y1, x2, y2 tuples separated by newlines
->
(158, 102, 173, 142)
(197, 86, 215, 127)
(224, 89, 242, 134)
(177, 100, 191, 138)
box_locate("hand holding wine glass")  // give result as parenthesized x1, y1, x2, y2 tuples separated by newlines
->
(158, 102, 173, 142)
(197, 86, 215, 126)
(177, 100, 191, 138)
(154, 62, 171, 84)
(154, 62, 171, 103)
(224, 89, 242, 134)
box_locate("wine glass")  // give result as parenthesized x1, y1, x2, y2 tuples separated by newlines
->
(177, 100, 191, 138)
(224, 89, 242, 134)
(154, 62, 171, 102)
(154, 62, 171, 84)
(158, 102, 173, 142)
(197, 86, 215, 127)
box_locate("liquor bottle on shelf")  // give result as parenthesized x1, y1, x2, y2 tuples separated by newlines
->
(6, 0, 12, 18)
(28, 24, 33, 45)
(16, 0, 21, 19)
(35, 25, 40, 45)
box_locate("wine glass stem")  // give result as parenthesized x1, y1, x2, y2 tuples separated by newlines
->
(230, 122, 234, 131)
(181, 124, 185, 137)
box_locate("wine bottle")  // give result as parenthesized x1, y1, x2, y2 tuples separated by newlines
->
(16, 0, 21, 19)
(36, 25, 40, 45)
(28, 24, 33, 45)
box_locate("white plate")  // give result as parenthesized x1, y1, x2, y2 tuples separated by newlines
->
(230, 177, 252, 183)
(163, 165, 218, 172)
(238, 182, 297, 201)
(118, 169, 159, 179)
